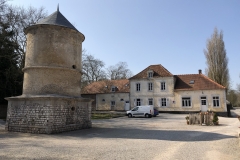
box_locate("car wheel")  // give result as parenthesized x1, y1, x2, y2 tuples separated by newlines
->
(145, 114, 149, 118)
(128, 114, 132, 118)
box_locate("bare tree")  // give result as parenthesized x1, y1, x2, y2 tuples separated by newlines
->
(0, 1, 47, 104)
(106, 62, 133, 80)
(0, 0, 8, 19)
(204, 28, 230, 90)
(3, 4, 47, 68)
(81, 51, 106, 88)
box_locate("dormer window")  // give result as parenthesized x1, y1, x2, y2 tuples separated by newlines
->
(111, 86, 116, 92)
(148, 71, 153, 78)
(189, 80, 195, 84)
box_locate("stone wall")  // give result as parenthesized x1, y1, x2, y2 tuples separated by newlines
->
(96, 93, 129, 111)
(23, 25, 83, 97)
(5, 96, 92, 134)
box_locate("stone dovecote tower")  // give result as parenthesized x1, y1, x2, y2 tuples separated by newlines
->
(5, 7, 92, 134)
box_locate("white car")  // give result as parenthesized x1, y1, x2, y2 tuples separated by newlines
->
(126, 105, 154, 118)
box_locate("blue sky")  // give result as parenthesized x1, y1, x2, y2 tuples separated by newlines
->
(8, 0, 240, 89)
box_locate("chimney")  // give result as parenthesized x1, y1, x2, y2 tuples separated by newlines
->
(198, 69, 202, 74)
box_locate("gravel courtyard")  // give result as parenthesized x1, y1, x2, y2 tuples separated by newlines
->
(0, 110, 240, 160)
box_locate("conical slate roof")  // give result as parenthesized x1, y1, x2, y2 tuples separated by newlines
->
(37, 6, 78, 32)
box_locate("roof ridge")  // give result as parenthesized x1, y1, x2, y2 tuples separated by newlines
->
(129, 64, 173, 80)
(157, 64, 173, 76)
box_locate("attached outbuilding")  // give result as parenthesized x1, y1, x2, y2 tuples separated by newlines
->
(81, 79, 130, 111)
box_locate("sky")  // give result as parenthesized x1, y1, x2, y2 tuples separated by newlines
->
(8, 0, 240, 89)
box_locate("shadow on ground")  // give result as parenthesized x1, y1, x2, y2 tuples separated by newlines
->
(0, 126, 235, 142)
(59, 126, 236, 142)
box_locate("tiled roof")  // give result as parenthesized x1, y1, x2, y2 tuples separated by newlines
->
(37, 7, 78, 32)
(81, 79, 129, 94)
(174, 73, 226, 90)
(129, 64, 173, 80)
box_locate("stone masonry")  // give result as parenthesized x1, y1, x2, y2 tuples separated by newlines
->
(6, 96, 91, 134)
(5, 7, 92, 134)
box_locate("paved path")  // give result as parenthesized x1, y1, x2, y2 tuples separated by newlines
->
(0, 110, 240, 160)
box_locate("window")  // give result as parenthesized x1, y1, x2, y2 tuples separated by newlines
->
(182, 97, 191, 107)
(132, 107, 139, 111)
(102, 99, 105, 102)
(148, 82, 153, 91)
(111, 86, 115, 92)
(189, 80, 195, 84)
(136, 99, 141, 106)
(136, 83, 141, 91)
(148, 98, 153, 105)
(120, 98, 124, 101)
(161, 82, 166, 91)
(111, 101, 115, 110)
(213, 96, 219, 107)
(148, 71, 153, 78)
(161, 98, 166, 107)
(201, 97, 206, 105)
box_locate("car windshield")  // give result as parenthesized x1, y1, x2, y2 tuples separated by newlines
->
(132, 107, 138, 111)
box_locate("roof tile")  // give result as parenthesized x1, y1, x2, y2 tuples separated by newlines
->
(37, 9, 78, 32)
(174, 74, 225, 90)
(129, 64, 173, 80)
(81, 79, 129, 94)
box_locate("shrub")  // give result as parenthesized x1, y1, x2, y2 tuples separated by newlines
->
(212, 113, 219, 124)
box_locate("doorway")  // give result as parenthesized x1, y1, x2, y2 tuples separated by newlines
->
(201, 97, 207, 111)
(125, 101, 130, 110)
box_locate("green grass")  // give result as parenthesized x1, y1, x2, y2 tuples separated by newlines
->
(91, 113, 126, 119)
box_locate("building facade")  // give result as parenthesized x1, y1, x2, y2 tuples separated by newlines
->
(129, 65, 227, 114)
(81, 79, 130, 111)
(82, 64, 227, 115)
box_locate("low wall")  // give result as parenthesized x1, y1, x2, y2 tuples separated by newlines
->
(5, 96, 92, 134)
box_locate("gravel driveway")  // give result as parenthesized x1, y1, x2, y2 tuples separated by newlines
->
(0, 110, 240, 160)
